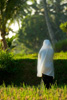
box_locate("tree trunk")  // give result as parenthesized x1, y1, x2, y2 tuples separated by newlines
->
(1, 30, 8, 50)
(42, 0, 56, 47)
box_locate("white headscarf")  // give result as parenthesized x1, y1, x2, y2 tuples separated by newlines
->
(39, 39, 52, 52)
(37, 39, 54, 78)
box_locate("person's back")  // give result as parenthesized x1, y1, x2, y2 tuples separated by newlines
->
(40, 48, 54, 77)
(37, 39, 54, 89)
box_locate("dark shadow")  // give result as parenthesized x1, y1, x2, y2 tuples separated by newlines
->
(54, 59, 67, 86)
(0, 59, 41, 86)
(0, 59, 67, 87)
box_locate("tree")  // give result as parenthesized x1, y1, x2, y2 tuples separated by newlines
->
(47, 0, 67, 40)
(39, 0, 67, 41)
(0, 0, 27, 50)
(18, 15, 49, 52)
(42, 0, 56, 47)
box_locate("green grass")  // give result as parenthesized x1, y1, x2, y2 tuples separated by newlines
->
(13, 51, 67, 59)
(54, 52, 67, 59)
(0, 52, 67, 100)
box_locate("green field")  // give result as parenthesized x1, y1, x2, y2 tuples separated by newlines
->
(0, 52, 67, 100)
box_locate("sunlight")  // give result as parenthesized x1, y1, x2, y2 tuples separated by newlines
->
(7, 21, 21, 38)
(27, 1, 33, 5)
(7, 32, 16, 38)
(10, 22, 19, 32)
(0, 21, 21, 39)
(7, 22, 20, 38)
(37, 0, 40, 4)
(27, 0, 40, 4)
(0, 32, 2, 39)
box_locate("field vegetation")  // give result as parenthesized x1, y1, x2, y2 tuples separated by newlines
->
(0, 0, 67, 99)
(0, 51, 67, 99)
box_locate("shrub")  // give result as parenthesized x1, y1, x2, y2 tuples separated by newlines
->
(0, 50, 18, 73)
(6, 36, 17, 48)
(55, 39, 67, 52)
(60, 22, 67, 33)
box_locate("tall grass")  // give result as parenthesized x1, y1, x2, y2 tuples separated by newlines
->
(0, 83, 67, 100)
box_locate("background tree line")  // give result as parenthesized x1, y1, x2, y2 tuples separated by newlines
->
(0, 0, 67, 53)
(17, 0, 67, 53)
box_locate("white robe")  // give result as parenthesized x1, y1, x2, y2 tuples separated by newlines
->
(37, 40, 54, 78)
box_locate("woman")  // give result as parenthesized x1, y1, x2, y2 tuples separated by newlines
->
(37, 39, 54, 89)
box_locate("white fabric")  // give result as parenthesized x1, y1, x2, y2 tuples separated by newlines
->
(37, 39, 54, 78)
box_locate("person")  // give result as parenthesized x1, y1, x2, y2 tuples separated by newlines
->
(37, 39, 54, 89)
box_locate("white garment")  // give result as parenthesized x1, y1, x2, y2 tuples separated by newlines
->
(37, 40, 54, 78)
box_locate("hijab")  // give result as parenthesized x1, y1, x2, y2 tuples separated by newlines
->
(37, 39, 54, 77)
(39, 39, 52, 54)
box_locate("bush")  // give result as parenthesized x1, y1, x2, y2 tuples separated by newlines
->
(55, 39, 67, 52)
(0, 50, 18, 73)
(6, 36, 17, 48)
(60, 22, 67, 33)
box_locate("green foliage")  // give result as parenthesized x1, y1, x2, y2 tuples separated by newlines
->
(55, 39, 67, 52)
(0, 0, 27, 29)
(60, 22, 67, 33)
(11, 43, 34, 55)
(0, 52, 67, 100)
(0, 52, 67, 99)
(54, 52, 67, 59)
(18, 15, 49, 52)
(0, 50, 18, 73)
(0, 52, 67, 86)
(44, 0, 67, 40)
(14, 53, 38, 59)
(0, 0, 28, 50)
(54, 59, 67, 85)
(17, 0, 67, 53)
(6, 36, 16, 48)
